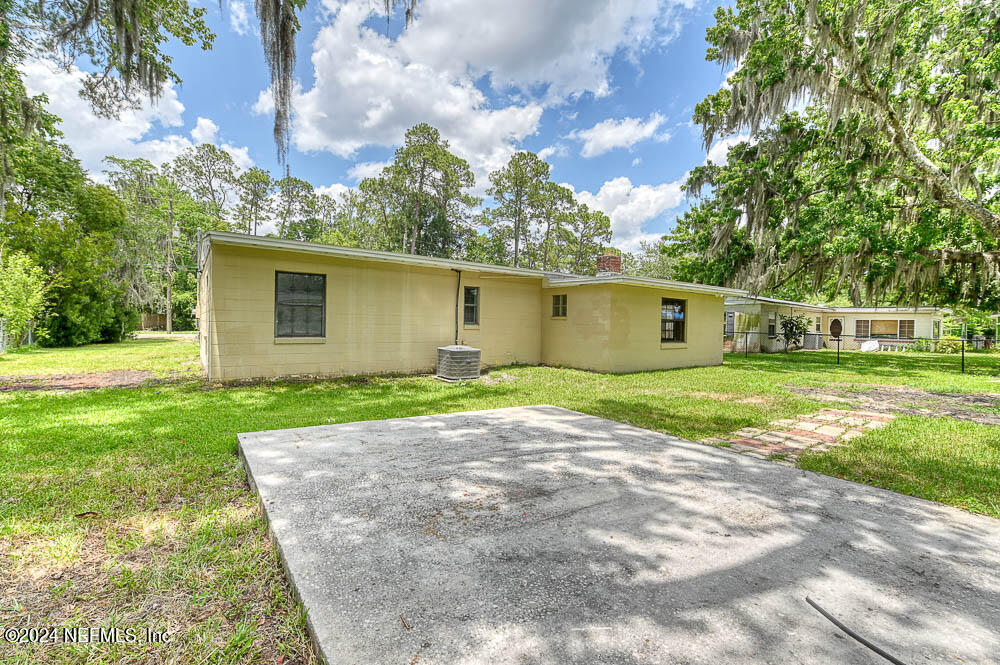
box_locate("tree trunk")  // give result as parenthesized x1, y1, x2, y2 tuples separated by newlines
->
(166, 192, 175, 335)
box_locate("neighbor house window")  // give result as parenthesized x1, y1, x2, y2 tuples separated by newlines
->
(815, 320, 821, 332)
(855, 320, 870, 338)
(899, 320, 915, 339)
(661, 298, 686, 343)
(274, 271, 326, 338)
(871, 320, 898, 338)
(767, 313, 777, 338)
(552, 294, 567, 317)
(933, 320, 941, 339)
(724, 311, 735, 335)
(464, 286, 479, 325)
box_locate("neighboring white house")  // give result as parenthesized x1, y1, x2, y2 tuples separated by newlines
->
(724, 296, 950, 352)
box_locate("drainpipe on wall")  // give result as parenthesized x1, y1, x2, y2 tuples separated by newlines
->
(452, 269, 461, 345)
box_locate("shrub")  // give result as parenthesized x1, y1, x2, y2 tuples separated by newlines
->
(778, 314, 811, 351)
(934, 337, 965, 354)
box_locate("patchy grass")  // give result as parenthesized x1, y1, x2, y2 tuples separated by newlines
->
(0, 338, 200, 378)
(1, 341, 998, 663)
(800, 416, 1000, 518)
(722, 349, 999, 393)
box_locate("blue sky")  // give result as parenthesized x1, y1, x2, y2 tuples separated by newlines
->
(24, 0, 740, 250)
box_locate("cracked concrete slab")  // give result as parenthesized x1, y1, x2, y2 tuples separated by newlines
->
(238, 405, 1000, 665)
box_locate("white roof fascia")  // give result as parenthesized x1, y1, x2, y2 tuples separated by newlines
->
(206, 231, 745, 297)
(725, 295, 832, 311)
(543, 274, 746, 297)
(205, 231, 547, 279)
(830, 307, 952, 314)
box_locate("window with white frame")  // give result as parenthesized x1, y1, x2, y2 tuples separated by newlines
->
(855, 320, 870, 338)
(767, 312, 776, 338)
(933, 320, 941, 339)
(724, 311, 735, 335)
(899, 320, 915, 338)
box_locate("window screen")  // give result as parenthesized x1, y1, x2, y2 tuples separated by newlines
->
(464, 286, 479, 325)
(871, 320, 898, 337)
(552, 294, 567, 317)
(899, 320, 915, 338)
(933, 320, 941, 339)
(724, 311, 735, 335)
(767, 313, 776, 338)
(275, 271, 326, 338)
(661, 298, 685, 343)
(855, 320, 870, 338)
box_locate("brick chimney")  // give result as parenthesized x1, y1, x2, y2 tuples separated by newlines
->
(596, 251, 622, 276)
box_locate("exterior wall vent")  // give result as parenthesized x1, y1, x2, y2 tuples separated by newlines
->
(436, 345, 481, 381)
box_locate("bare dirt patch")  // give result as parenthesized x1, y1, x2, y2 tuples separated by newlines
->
(0, 370, 156, 392)
(787, 384, 1000, 426)
(481, 371, 517, 386)
(689, 391, 772, 405)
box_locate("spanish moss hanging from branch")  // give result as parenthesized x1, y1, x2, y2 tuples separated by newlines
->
(255, 0, 419, 163)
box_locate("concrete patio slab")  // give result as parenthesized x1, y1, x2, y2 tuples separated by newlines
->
(238, 406, 1000, 665)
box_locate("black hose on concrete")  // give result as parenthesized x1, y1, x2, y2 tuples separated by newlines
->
(806, 596, 909, 665)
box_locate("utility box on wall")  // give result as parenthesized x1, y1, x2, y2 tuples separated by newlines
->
(436, 345, 481, 381)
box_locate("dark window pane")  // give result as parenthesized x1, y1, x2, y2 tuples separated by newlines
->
(552, 294, 567, 317)
(661, 298, 686, 342)
(275, 271, 326, 337)
(464, 287, 479, 324)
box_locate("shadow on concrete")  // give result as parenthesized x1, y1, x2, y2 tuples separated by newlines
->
(238, 406, 1000, 665)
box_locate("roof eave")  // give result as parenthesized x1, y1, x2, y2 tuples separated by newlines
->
(546, 275, 746, 297)
(205, 231, 547, 279)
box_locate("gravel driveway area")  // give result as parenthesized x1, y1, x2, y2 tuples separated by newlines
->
(238, 406, 1000, 665)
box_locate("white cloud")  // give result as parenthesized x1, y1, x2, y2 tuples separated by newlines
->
(705, 134, 751, 165)
(631, 157, 642, 167)
(22, 60, 254, 177)
(252, 88, 274, 115)
(286, 3, 543, 190)
(398, 0, 686, 104)
(230, 0, 253, 35)
(222, 145, 255, 170)
(346, 161, 391, 182)
(190, 117, 219, 144)
(22, 60, 189, 174)
(537, 144, 567, 161)
(569, 113, 669, 158)
(315, 183, 351, 200)
(191, 117, 255, 169)
(275, 0, 695, 192)
(569, 176, 685, 251)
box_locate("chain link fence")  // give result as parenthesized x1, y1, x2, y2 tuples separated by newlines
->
(723, 329, 994, 373)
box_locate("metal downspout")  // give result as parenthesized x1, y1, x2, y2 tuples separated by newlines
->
(452, 269, 461, 345)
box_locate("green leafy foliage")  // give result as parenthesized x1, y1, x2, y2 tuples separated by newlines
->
(777, 314, 811, 351)
(0, 251, 48, 346)
(677, 0, 1000, 308)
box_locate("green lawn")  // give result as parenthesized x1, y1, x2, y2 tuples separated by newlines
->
(0, 338, 200, 377)
(800, 416, 1000, 517)
(1, 340, 998, 664)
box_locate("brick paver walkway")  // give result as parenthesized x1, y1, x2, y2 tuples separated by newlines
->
(701, 408, 896, 462)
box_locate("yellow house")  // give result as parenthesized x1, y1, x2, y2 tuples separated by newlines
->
(195, 232, 746, 380)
